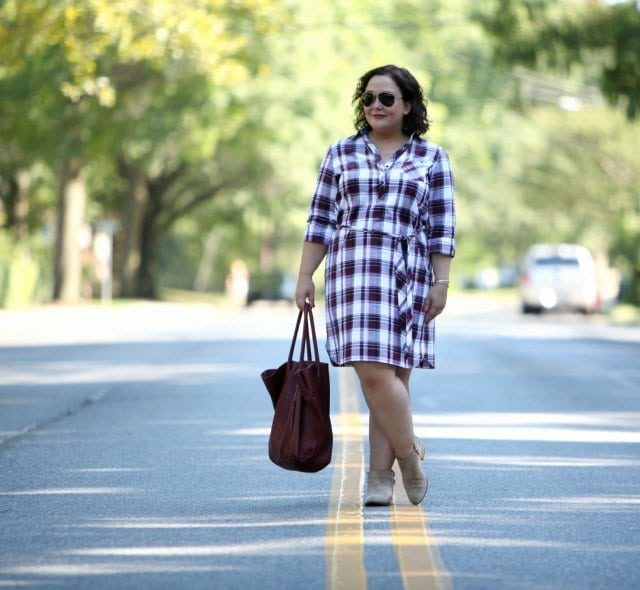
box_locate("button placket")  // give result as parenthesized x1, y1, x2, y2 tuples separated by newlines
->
(377, 169, 386, 200)
(377, 154, 394, 199)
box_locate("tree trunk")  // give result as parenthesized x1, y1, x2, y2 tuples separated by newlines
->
(118, 160, 193, 299)
(3, 170, 31, 239)
(193, 229, 223, 292)
(53, 157, 86, 303)
(137, 201, 160, 299)
(119, 166, 150, 297)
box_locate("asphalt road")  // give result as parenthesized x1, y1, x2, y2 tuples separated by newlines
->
(1, 299, 639, 589)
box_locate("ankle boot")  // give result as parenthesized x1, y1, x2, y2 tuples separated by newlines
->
(397, 437, 428, 505)
(364, 470, 395, 506)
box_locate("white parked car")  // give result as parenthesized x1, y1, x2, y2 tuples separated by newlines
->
(519, 244, 599, 313)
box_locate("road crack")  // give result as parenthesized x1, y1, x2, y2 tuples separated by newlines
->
(0, 387, 109, 452)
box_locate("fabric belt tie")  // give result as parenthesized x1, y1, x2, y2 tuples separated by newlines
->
(337, 224, 427, 361)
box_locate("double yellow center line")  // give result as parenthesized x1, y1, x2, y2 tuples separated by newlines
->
(325, 369, 452, 590)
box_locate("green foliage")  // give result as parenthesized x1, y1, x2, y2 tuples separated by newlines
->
(1, 0, 639, 307)
(0, 231, 52, 308)
(475, 0, 640, 302)
(478, 0, 640, 118)
(610, 216, 640, 304)
(1, 0, 287, 300)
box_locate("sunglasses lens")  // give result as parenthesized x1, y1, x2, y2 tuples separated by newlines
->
(362, 92, 398, 107)
(379, 92, 396, 107)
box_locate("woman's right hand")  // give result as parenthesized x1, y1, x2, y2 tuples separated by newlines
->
(295, 275, 315, 310)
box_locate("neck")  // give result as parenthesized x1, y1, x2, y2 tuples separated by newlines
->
(369, 129, 407, 145)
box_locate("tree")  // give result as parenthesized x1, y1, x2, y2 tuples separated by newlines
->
(1, 1, 97, 301)
(478, 0, 640, 119)
(0, 0, 283, 300)
(477, 0, 640, 302)
(3, 0, 638, 306)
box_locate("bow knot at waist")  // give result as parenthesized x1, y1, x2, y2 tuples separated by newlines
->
(337, 224, 424, 242)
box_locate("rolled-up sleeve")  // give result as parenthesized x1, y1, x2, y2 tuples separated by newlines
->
(426, 148, 456, 257)
(304, 146, 338, 246)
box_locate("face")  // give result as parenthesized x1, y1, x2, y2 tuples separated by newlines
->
(363, 75, 411, 137)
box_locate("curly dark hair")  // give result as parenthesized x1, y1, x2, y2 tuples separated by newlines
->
(352, 64, 430, 136)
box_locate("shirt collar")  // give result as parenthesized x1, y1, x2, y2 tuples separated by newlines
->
(358, 128, 416, 152)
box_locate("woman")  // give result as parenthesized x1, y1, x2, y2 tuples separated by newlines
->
(295, 65, 455, 506)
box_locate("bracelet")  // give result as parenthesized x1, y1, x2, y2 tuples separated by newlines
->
(433, 279, 450, 287)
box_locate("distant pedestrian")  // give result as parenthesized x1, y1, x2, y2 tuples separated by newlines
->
(295, 65, 456, 505)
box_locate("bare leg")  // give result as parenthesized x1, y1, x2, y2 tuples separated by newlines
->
(368, 414, 395, 470)
(396, 367, 412, 393)
(368, 366, 413, 470)
(354, 362, 414, 461)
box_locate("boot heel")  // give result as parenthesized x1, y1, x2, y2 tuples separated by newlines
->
(364, 470, 395, 506)
(398, 437, 428, 505)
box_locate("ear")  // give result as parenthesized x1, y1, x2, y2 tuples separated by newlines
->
(403, 102, 412, 116)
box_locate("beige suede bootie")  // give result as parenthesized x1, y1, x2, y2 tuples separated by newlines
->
(397, 437, 428, 505)
(364, 470, 395, 506)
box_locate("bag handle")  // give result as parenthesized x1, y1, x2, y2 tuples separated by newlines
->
(288, 303, 320, 368)
(307, 304, 321, 364)
(299, 303, 313, 365)
(299, 303, 320, 369)
(287, 307, 305, 364)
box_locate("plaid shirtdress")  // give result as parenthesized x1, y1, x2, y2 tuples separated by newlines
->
(304, 130, 456, 369)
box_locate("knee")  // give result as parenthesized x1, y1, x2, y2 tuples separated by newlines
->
(359, 373, 384, 394)
(396, 368, 411, 392)
(356, 368, 392, 397)
(398, 377, 410, 394)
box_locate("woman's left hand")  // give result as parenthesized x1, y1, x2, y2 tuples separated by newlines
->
(423, 283, 448, 322)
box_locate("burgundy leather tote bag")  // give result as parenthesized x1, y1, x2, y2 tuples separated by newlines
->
(261, 303, 332, 472)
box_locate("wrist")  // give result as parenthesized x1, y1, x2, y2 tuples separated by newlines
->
(433, 278, 450, 287)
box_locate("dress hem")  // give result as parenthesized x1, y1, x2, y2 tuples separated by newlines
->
(327, 353, 435, 370)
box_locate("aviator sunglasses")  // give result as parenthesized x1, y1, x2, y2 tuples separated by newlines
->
(361, 91, 403, 107)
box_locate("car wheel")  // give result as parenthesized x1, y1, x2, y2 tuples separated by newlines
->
(522, 303, 541, 314)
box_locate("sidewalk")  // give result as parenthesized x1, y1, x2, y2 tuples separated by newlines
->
(0, 301, 305, 346)
(2, 293, 638, 348)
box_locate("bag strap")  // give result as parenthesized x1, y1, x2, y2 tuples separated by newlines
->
(298, 303, 320, 369)
(299, 303, 312, 364)
(307, 304, 321, 364)
(289, 303, 320, 368)
(287, 308, 304, 364)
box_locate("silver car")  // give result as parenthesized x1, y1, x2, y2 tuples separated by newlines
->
(519, 244, 599, 313)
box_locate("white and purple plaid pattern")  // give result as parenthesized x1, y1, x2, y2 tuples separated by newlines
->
(305, 131, 456, 369)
